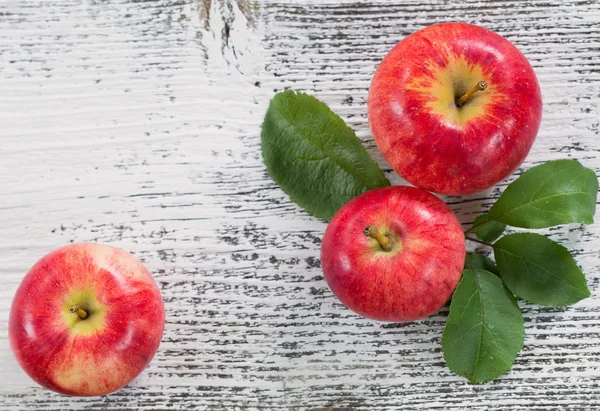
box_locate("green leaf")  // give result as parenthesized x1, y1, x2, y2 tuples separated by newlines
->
(261, 90, 390, 220)
(442, 269, 524, 384)
(471, 214, 506, 242)
(465, 253, 499, 275)
(493, 233, 590, 306)
(487, 159, 598, 228)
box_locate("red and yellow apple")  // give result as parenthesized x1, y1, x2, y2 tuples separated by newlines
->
(321, 186, 465, 322)
(368, 22, 542, 195)
(9, 243, 165, 396)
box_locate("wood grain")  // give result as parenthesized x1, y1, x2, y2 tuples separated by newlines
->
(1, 0, 599, 409)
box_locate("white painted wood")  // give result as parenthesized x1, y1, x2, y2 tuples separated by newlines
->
(1, 0, 599, 409)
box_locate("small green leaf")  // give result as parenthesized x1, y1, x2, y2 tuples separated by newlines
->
(465, 253, 499, 275)
(442, 269, 524, 384)
(471, 214, 506, 242)
(493, 233, 590, 306)
(261, 90, 390, 220)
(488, 159, 598, 228)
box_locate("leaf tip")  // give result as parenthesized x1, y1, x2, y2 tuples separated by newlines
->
(582, 284, 592, 299)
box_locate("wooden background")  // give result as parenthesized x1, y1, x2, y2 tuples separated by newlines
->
(1, 0, 599, 409)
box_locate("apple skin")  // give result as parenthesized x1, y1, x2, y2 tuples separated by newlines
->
(8, 243, 165, 396)
(321, 186, 466, 322)
(368, 22, 542, 195)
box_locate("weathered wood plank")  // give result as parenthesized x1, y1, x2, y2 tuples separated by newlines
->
(1, 0, 599, 409)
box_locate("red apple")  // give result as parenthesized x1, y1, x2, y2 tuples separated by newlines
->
(9, 243, 165, 396)
(368, 22, 542, 195)
(321, 186, 465, 321)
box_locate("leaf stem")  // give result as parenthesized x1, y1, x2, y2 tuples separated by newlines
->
(466, 236, 494, 248)
(465, 217, 495, 235)
(464, 259, 475, 273)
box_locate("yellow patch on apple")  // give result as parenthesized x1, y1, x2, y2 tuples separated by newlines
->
(407, 54, 506, 127)
(61, 289, 107, 335)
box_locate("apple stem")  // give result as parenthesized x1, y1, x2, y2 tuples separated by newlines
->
(69, 305, 88, 320)
(456, 81, 488, 107)
(364, 225, 394, 251)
